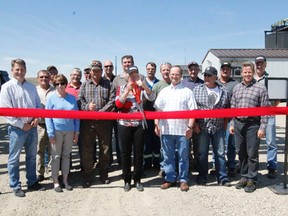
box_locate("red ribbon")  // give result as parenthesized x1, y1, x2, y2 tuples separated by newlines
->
(0, 106, 287, 120)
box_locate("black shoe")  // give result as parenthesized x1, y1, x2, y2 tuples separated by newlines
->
(83, 181, 92, 188)
(196, 176, 207, 186)
(37, 175, 45, 183)
(28, 182, 46, 191)
(267, 169, 277, 179)
(54, 186, 63, 193)
(244, 180, 256, 193)
(235, 178, 247, 189)
(124, 182, 131, 192)
(65, 185, 73, 191)
(13, 188, 25, 197)
(135, 182, 144, 192)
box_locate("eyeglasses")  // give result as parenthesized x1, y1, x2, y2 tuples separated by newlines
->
(39, 76, 49, 79)
(55, 82, 66, 86)
(204, 74, 212, 77)
(104, 65, 113, 68)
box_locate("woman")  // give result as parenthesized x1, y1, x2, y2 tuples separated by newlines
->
(115, 66, 156, 192)
(45, 74, 80, 192)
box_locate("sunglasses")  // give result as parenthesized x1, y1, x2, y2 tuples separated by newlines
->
(204, 74, 212, 77)
(55, 82, 66, 86)
(39, 76, 49, 79)
(104, 65, 113, 68)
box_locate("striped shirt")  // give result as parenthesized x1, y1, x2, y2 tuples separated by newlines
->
(78, 78, 115, 112)
(154, 83, 197, 136)
(193, 83, 230, 134)
(0, 78, 41, 128)
(231, 79, 269, 131)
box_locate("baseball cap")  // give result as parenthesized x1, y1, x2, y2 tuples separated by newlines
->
(187, 61, 199, 68)
(47, 65, 57, 71)
(203, 66, 217, 76)
(91, 61, 102, 71)
(255, 55, 266, 63)
(221, 62, 232, 69)
(127, 66, 139, 75)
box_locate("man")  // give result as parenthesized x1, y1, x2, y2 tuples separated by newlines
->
(84, 66, 91, 81)
(103, 60, 121, 166)
(78, 62, 115, 187)
(152, 62, 172, 96)
(47, 65, 58, 83)
(182, 61, 204, 171)
(142, 62, 160, 170)
(254, 55, 278, 179)
(0, 59, 45, 197)
(154, 65, 197, 192)
(193, 66, 231, 186)
(65, 67, 82, 99)
(216, 62, 239, 177)
(230, 61, 269, 193)
(36, 70, 55, 182)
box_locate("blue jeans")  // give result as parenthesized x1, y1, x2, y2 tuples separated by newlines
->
(197, 129, 228, 182)
(161, 135, 189, 183)
(266, 116, 277, 170)
(7, 125, 38, 190)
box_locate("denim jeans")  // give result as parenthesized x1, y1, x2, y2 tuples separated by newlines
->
(266, 116, 277, 170)
(161, 135, 189, 183)
(197, 128, 228, 182)
(7, 125, 38, 190)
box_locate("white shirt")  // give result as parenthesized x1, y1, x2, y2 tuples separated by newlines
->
(0, 78, 41, 128)
(36, 85, 55, 123)
(205, 86, 220, 107)
(154, 82, 197, 136)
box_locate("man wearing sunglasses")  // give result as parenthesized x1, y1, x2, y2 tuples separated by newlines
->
(193, 66, 231, 187)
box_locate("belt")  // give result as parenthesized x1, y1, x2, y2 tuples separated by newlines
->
(235, 117, 260, 123)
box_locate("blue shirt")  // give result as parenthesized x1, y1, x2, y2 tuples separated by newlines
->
(45, 92, 80, 138)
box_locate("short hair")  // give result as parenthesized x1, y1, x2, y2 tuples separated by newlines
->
(71, 67, 82, 76)
(121, 55, 134, 64)
(160, 62, 172, 70)
(171, 65, 182, 75)
(37, 69, 50, 78)
(241, 61, 255, 73)
(11, 58, 26, 69)
(53, 74, 68, 87)
(146, 62, 157, 71)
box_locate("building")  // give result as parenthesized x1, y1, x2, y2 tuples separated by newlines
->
(265, 18, 288, 48)
(201, 48, 288, 80)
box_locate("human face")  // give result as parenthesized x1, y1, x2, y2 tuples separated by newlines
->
(188, 65, 199, 81)
(146, 64, 156, 80)
(255, 61, 266, 75)
(128, 71, 140, 82)
(55, 80, 67, 94)
(38, 72, 51, 89)
(169, 67, 182, 86)
(49, 68, 58, 82)
(122, 57, 133, 72)
(12, 63, 26, 82)
(241, 66, 254, 85)
(70, 70, 82, 85)
(84, 69, 91, 80)
(160, 64, 171, 80)
(204, 74, 217, 88)
(104, 61, 114, 76)
(220, 66, 232, 79)
(90, 68, 102, 82)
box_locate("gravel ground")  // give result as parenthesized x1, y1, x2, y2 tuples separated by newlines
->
(0, 114, 288, 216)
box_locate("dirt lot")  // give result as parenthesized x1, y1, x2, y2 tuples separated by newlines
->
(0, 115, 288, 216)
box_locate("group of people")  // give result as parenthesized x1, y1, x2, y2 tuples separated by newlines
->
(0, 54, 277, 197)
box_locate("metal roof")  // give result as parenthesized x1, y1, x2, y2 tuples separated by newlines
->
(207, 48, 288, 59)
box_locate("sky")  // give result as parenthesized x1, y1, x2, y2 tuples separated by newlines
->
(0, 0, 288, 80)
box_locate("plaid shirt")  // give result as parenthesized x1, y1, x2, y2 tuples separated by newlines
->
(193, 83, 230, 134)
(78, 78, 115, 112)
(231, 79, 269, 131)
(154, 83, 197, 136)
